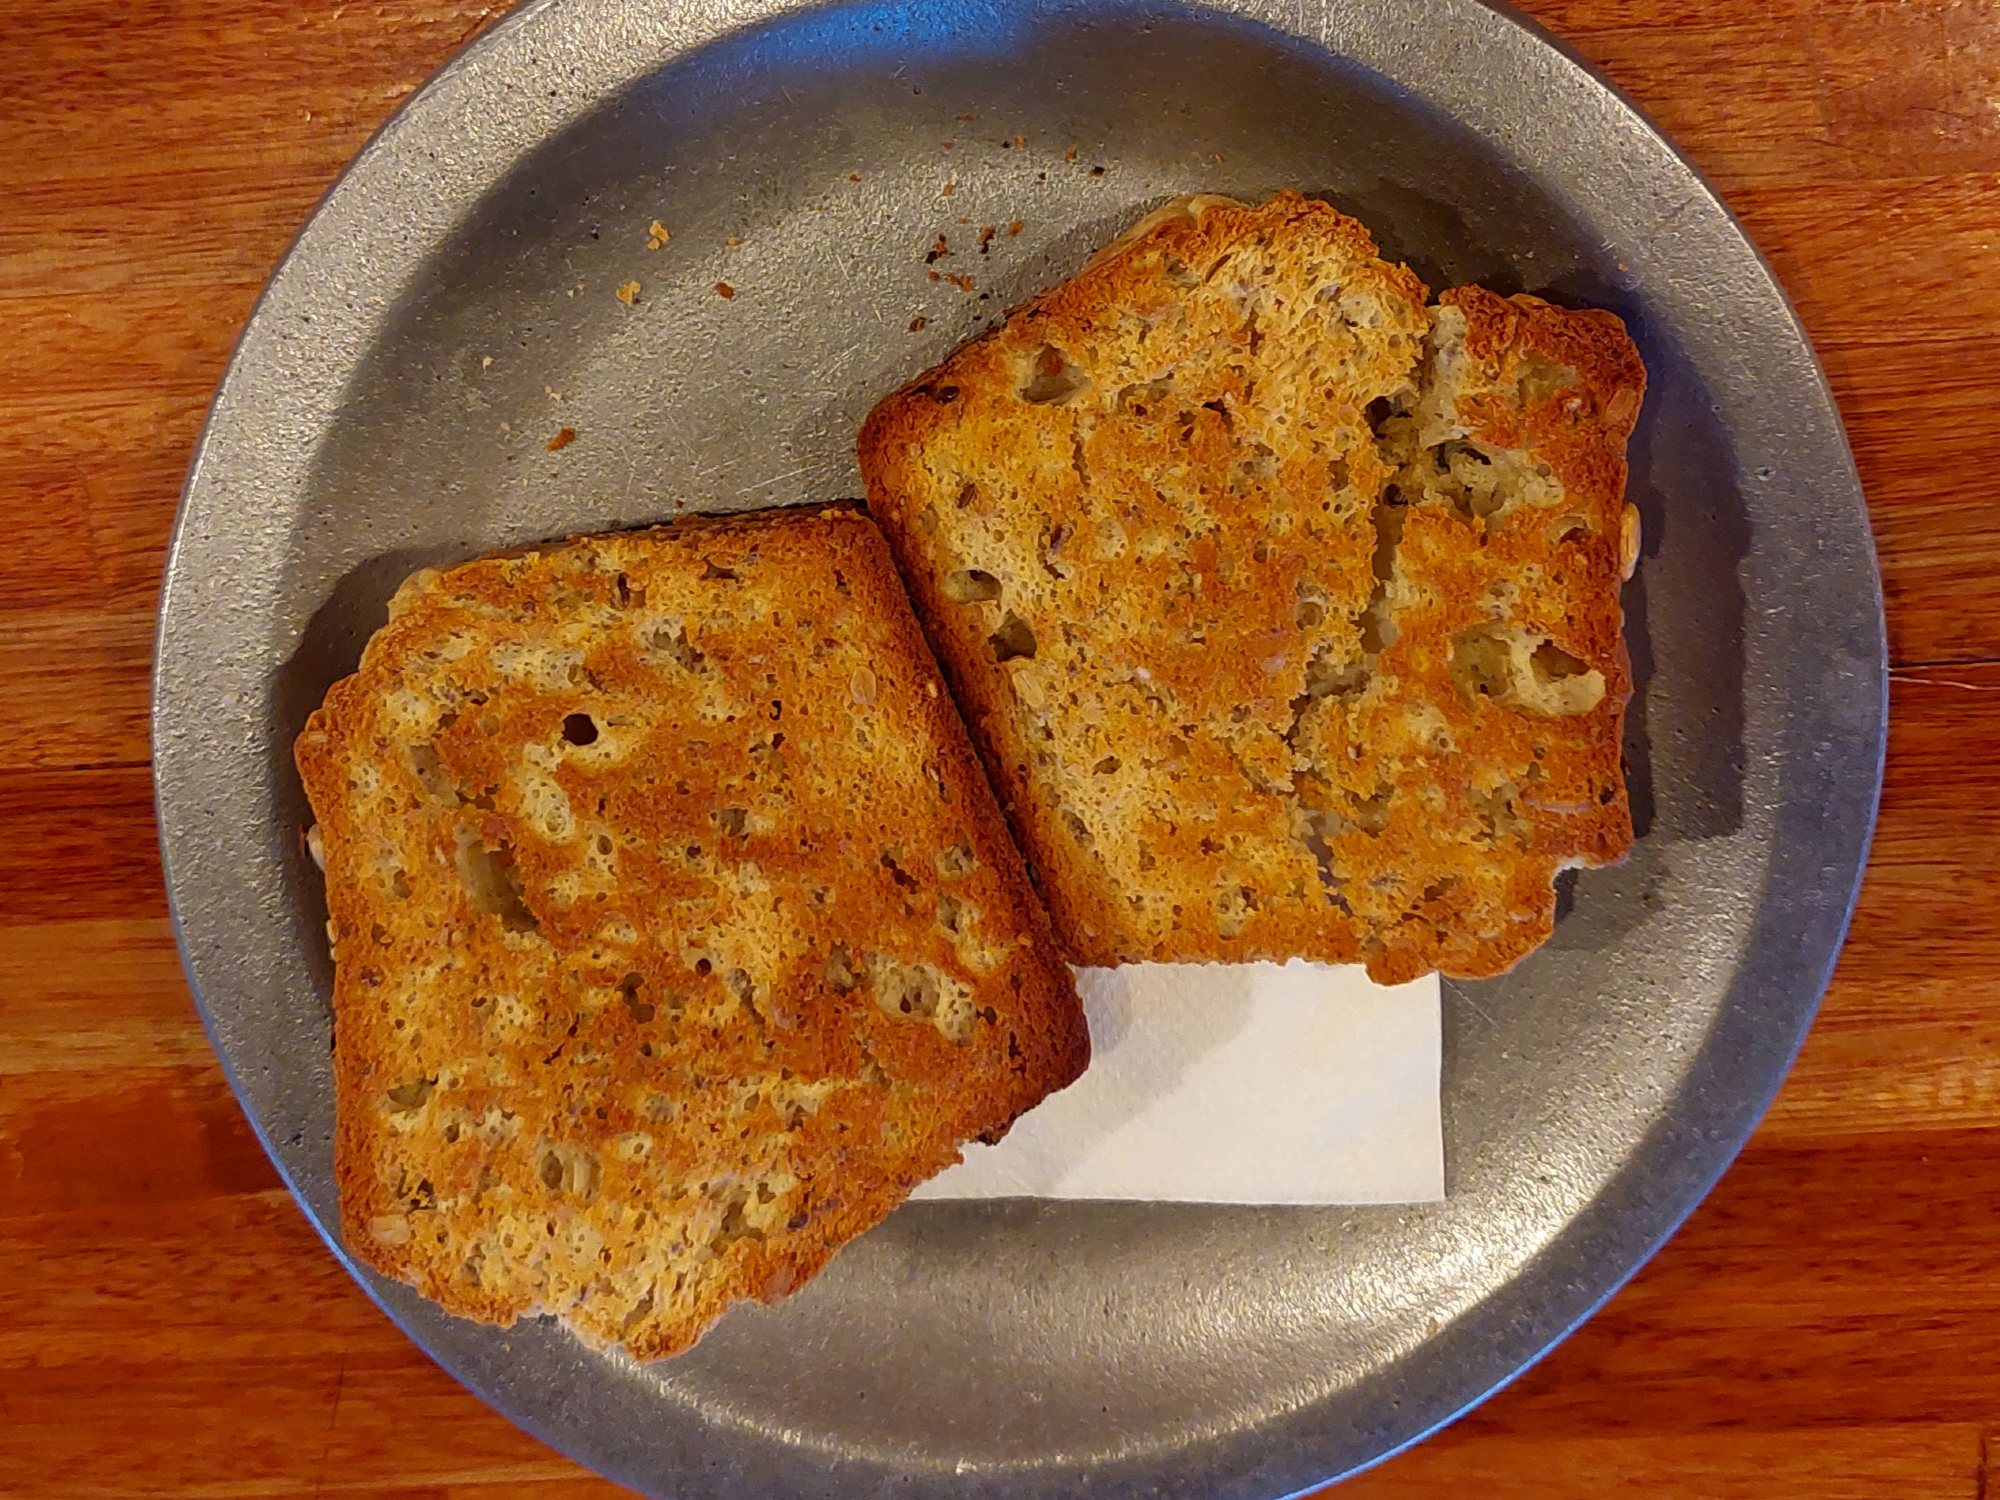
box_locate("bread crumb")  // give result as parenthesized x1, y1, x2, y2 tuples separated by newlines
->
(959, 112, 977, 121)
(615, 280, 641, 305)
(1064, 147, 1077, 161)
(942, 183, 956, 197)
(947, 272, 974, 292)
(978, 226, 996, 253)
(481, 355, 493, 369)
(928, 270, 941, 282)
(909, 316, 927, 332)
(941, 141, 953, 149)
(715, 282, 735, 299)
(848, 172, 861, 182)
(1009, 220, 1023, 236)
(544, 386, 562, 402)
(726, 237, 741, 246)
(1014, 135, 1025, 148)
(547, 428, 577, 451)
(1090, 165, 1106, 176)
(926, 235, 951, 264)
(646, 220, 670, 249)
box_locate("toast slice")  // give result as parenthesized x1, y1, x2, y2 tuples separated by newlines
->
(294, 506, 1087, 1360)
(1301, 286, 1645, 981)
(859, 194, 1643, 982)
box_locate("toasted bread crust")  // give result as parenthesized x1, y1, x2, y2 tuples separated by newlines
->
(860, 194, 1643, 982)
(295, 506, 1086, 1359)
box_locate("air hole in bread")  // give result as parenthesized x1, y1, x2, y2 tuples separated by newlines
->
(385, 1076, 435, 1113)
(454, 830, 538, 933)
(1469, 782, 1529, 845)
(640, 620, 705, 672)
(619, 972, 653, 1022)
(1229, 442, 1278, 496)
(1356, 495, 1407, 654)
(1117, 375, 1175, 413)
(562, 712, 599, 746)
(944, 568, 1002, 603)
(1532, 640, 1591, 683)
(620, 1288, 654, 1329)
(1550, 514, 1591, 545)
(870, 958, 976, 1043)
(1214, 882, 1259, 937)
(989, 612, 1037, 662)
(724, 967, 761, 1019)
(879, 848, 921, 891)
(408, 742, 457, 800)
(1020, 343, 1090, 404)
(935, 843, 976, 878)
(1516, 352, 1578, 405)
(936, 892, 969, 935)
(825, 943, 860, 992)
(1450, 624, 1605, 717)
(539, 1144, 601, 1200)
(1300, 648, 1370, 703)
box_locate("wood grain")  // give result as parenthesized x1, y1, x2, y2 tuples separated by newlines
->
(1, 0, 1995, 1495)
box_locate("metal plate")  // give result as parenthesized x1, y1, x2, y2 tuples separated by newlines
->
(152, 0, 1886, 1493)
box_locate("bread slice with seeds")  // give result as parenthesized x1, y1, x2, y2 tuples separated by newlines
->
(293, 505, 1087, 1360)
(858, 193, 1644, 982)
(1302, 285, 1645, 981)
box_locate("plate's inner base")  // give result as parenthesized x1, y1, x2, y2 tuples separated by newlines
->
(268, 0, 1759, 1476)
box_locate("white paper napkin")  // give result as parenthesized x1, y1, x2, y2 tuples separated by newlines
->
(912, 961, 1443, 1205)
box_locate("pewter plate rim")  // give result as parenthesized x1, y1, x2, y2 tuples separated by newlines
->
(152, 0, 1886, 1494)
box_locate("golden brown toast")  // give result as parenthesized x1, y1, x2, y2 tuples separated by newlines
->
(1304, 285, 1645, 981)
(294, 506, 1087, 1359)
(859, 194, 1643, 982)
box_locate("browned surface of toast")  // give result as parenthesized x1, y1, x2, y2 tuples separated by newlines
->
(292, 506, 1087, 1359)
(859, 193, 1643, 982)
(1310, 285, 1646, 981)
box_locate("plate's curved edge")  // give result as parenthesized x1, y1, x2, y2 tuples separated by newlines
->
(147, 0, 1891, 1494)
(146, 0, 624, 1468)
(1282, 0, 1893, 1483)
(152, 0, 564, 954)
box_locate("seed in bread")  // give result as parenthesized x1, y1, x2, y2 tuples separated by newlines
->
(859, 193, 1643, 982)
(293, 506, 1088, 1360)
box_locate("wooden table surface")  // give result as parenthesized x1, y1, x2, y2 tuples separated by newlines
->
(4, 0, 1997, 1495)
